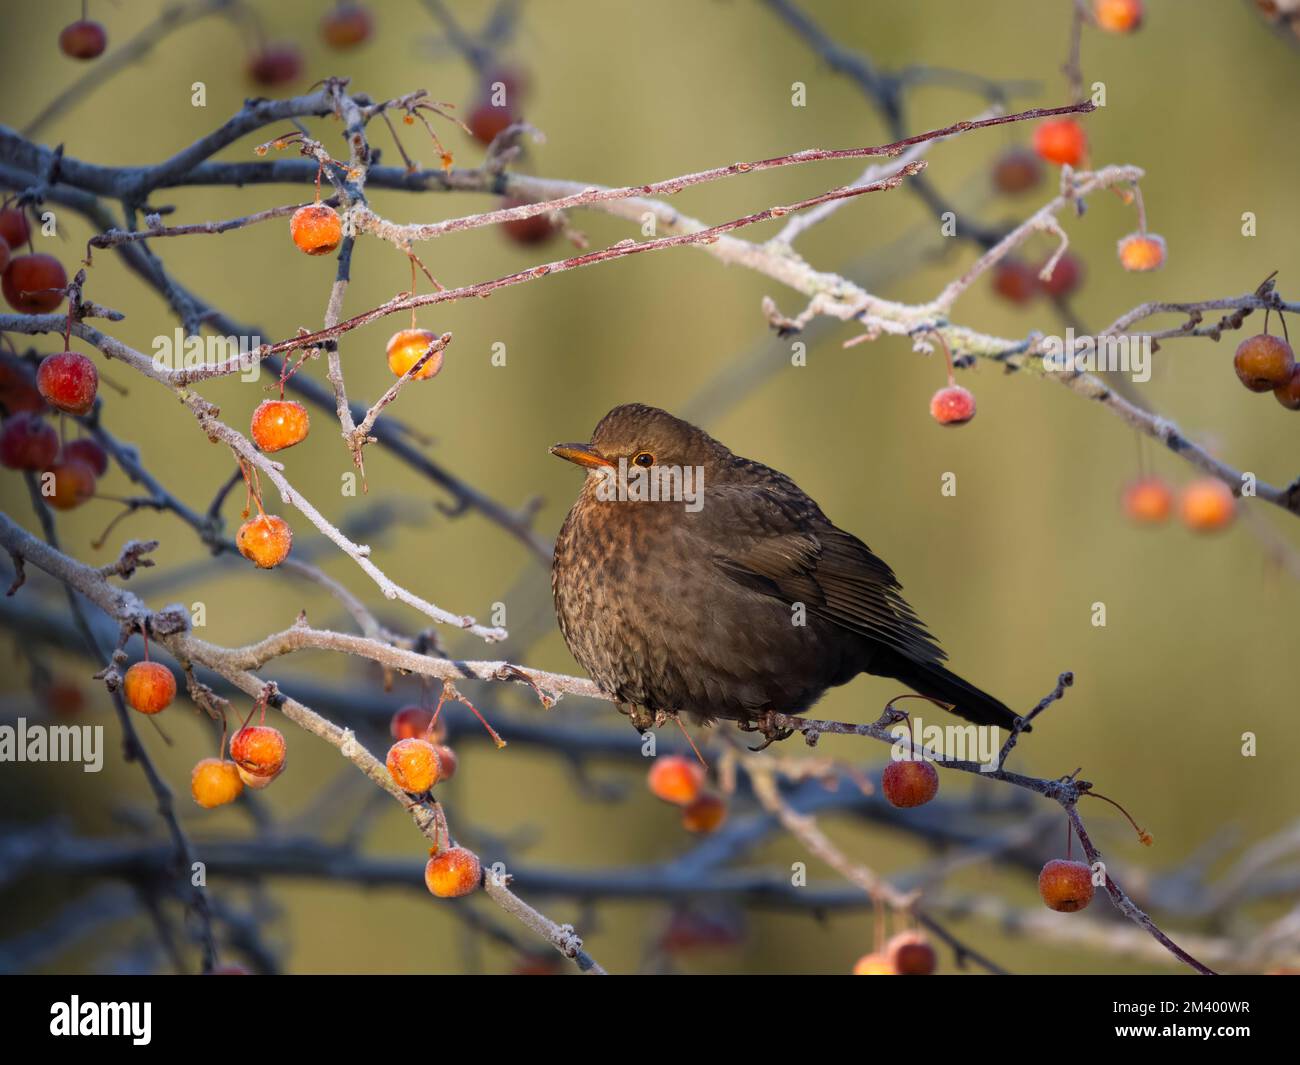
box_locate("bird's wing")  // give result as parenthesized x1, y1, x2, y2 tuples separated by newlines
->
(705, 484, 946, 665)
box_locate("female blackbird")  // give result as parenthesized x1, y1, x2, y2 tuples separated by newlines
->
(551, 404, 1019, 734)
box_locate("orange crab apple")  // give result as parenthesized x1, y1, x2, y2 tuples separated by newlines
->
(1094, 0, 1143, 33)
(681, 792, 727, 834)
(424, 847, 482, 898)
(1117, 232, 1166, 272)
(236, 514, 293, 568)
(231, 725, 287, 778)
(123, 661, 176, 715)
(1179, 478, 1235, 532)
(1274, 365, 1300, 410)
(191, 758, 244, 808)
(852, 952, 896, 975)
(289, 204, 342, 256)
(250, 399, 310, 451)
(1038, 858, 1095, 912)
(1122, 476, 1172, 524)
(386, 737, 442, 792)
(647, 754, 705, 806)
(41, 458, 96, 510)
(1033, 118, 1087, 167)
(385, 329, 443, 380)
(1233, 333, 1295, 393)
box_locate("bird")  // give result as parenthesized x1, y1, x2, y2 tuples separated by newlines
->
(550, 403, 1020, 740)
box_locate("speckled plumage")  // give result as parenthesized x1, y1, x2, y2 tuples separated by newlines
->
(551, 404, 1017, 731)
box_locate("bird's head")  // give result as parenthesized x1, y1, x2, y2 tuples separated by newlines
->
(549, 403, 728, 476)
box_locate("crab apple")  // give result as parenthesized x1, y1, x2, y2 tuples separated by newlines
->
(250, 398, 310, 451)
(886, 931, 937, 975)
(1033, 118, 1087, 167)
(929, 384, 976, 426)
(289, 204, 342, 256)
(1122, 476, 1172, 524)
(1117, 232, 1166, 272)
(248, 44, 302, 87)
(424, 846, 482, 898)
(500, 198, 558, 246)
(882, 758, 939, 808)
(647, 754, 705, 806)
(36, 351, 98, 416)
(466, 100, 515, 145)
(3, 253, 68, 313)
(237, 514, 292, 568)
(191, 758, 244, 809)
(0, 412, 59, 469)
(1038, 858, 1095, 912)
(1038, 252, 1084, 298)
(123, 661, 176, 715)
(59, 19, 108, 59)
(852, 952, 896, 975)
(238, 765, 280, 790)
(433, 744, 458, 781)
(1094, 0, 1143, 33)
(1274, 365, 1300, 410)
(681, 792, 728, 834)
(0, 239, 8, 274)
(992, 258, 1039, 305)
(385, 329, 444, 380)
(1233, 333, 1295, 393)
(63, 438, 109, 477)
(0, 357, 44, 414)
(1179, 478, 1236, 532)
(320, 3, 373, 49)
(991, 147, 1043, 195)
(42, 458, 96, 510)
(0, 207, 30, 249)
(482, 65, 531, 104)
(389, 704, 438, 741)
(46, 681, 85, 717)
(231, 725, 287, 778)
(386, 737, 442, 793)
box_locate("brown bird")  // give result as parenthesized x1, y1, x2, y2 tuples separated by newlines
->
(550, 404, 1019, 738)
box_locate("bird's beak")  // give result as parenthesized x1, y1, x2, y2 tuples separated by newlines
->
(549, 442, 614, 469)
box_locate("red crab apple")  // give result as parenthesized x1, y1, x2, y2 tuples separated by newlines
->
(881, 759, 939, 808)
(36, 351, 97, 416)
(3, 253, 67, 313)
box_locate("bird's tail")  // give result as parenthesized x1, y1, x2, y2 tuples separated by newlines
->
(870, 652, 1022, 731)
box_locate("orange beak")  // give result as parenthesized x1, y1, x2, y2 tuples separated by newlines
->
(549, 442, 614, 469)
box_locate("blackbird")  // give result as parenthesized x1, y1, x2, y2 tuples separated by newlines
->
(551, 403, 1019, 737)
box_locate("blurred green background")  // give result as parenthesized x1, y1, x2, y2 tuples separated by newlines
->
(1, 0, 1298, 974)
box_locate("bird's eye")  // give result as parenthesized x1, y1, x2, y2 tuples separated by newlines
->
(632, 451, 654, 467)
